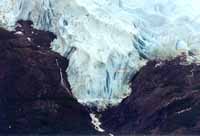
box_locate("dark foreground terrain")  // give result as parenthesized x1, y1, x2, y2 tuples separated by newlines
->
(0, 20, 97, 134)
(102, 57, 200, 135)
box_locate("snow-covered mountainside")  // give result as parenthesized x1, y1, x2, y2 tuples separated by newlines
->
(1, 0, 200, 108)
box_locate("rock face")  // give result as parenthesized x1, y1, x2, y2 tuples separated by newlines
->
(0, 20, 97, 134)
(102, 57, 200, 135)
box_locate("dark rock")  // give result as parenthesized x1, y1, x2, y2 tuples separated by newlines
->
(0, 20, 97, 134)
(102, 57, 200, 135)
(13, 20, 56, 49)
(0, 28, 16, 40)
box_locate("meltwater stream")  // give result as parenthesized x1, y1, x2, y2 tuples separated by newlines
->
(1, 0, 200, 108)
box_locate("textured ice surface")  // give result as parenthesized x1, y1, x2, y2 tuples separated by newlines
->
(1, 0, 200, 108)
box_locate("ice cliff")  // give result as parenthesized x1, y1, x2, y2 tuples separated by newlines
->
(0, 0, 200, 108)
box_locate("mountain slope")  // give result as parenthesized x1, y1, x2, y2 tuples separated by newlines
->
(0, 20, 98, 134)
(101, 56, 200, 135)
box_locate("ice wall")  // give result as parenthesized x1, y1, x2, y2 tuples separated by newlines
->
(0, 0, 200, 108)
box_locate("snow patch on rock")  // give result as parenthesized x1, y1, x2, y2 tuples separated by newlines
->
(90, 113, 105, 132)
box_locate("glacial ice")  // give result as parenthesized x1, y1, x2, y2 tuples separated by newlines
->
(0, 0, 200, 108)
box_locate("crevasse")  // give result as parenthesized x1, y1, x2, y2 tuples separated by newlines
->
(1, 0, 200, 108)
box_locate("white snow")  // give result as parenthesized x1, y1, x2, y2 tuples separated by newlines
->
(155, 61, 163, 68)
(176, 107, 192, 114)
(27, 37, 31, 42)
(90, 113, 105, 132)
(14, 31, 23, 35)
(1, 0, 200, 108)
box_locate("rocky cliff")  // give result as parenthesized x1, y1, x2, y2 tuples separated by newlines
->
(0, 20, 97, 134)
(102, 57, 200, 135)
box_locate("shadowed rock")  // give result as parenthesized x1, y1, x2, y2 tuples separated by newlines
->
(0, 20, 97, 134)
(0, 28, 16, 40)
(101, 57, 200, 135)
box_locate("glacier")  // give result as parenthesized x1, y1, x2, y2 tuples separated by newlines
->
(1, 0, 200, 108)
